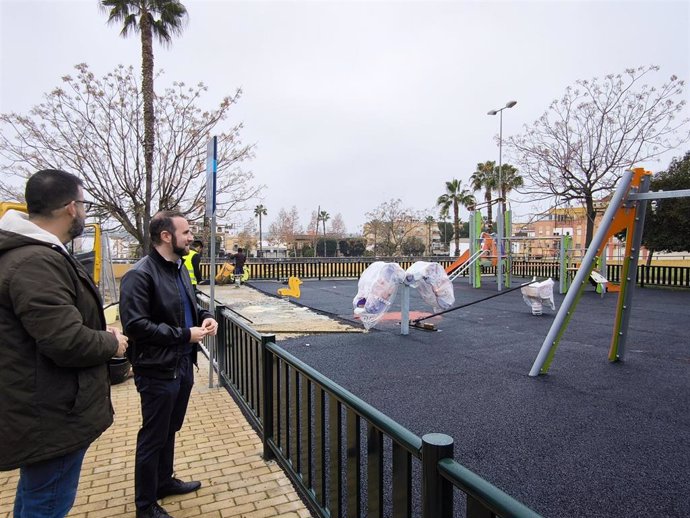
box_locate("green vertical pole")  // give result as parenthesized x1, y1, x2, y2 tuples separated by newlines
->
(559, 234, 572, 294)
(468, 212, 476, 287)
(473, 210, 482, 288)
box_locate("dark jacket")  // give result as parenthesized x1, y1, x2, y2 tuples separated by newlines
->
(233, 251, 246, 270)
(119, 248, 213, 379)
(0, 223, 118, 470)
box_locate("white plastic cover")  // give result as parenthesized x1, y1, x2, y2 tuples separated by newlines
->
(353, 261, 406, 330)
(521, 278, 556, 315)
(405, 261, 455, 311)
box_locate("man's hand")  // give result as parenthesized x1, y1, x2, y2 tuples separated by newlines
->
(189, 326, 210, 343)
(107, 327, 129, 357)
(201, 318, 219, 337)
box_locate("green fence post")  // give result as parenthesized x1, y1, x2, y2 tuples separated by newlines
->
(422, 433, 454, 518)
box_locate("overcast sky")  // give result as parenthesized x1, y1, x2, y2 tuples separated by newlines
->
(1, 0, 689, 233)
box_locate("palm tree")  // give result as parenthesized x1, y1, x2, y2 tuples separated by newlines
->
(101, 0, 188, 253)
(436, 179, 475, 256)
(424, 215, 435, 255)
(495, 163, 523, 206)
(318, 210, 330, 257)
(470, 161, 497, 230)
(254, 204, 267, 257)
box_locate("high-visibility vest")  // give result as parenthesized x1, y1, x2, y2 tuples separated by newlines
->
(183, 249, 198, 285)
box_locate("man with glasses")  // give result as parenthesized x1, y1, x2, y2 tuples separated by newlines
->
(0, 169, 129, 518)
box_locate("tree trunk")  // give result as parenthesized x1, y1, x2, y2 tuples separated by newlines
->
(645, 248, 654, 267)
(140, 11, 155, 255)
(584, 193, 596, 249)
(258, 216, 262, 257)
(485, 190, 493, 231)
(427, 224, 432, 255)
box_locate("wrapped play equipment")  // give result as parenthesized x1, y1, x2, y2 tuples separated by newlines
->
(215, 262, 235, 284)
(521, 278, 556, 315)
(405, 261, 455, 311)
(353, 262, 406, 330)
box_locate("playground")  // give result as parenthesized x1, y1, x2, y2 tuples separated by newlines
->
(246, 276, 689, 518)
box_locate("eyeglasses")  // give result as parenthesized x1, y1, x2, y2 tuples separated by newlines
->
(72, 200, 93, 211)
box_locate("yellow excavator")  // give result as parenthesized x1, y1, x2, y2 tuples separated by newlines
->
(0, 202, 129, 383)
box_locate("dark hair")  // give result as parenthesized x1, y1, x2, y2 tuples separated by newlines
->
(193, 240, 203, 248)
(150, 210, 186, 245)
(237, 247, 244, 253)
(25, 169, 83, 216)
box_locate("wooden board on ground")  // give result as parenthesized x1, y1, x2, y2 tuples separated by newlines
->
(198, 285, 361, 340)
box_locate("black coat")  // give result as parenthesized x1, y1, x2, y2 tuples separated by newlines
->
(0, 231, 118, 470)
(119, 248, 213, 379)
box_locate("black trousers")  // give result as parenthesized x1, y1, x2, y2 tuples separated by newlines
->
(133, 354, 194, 510)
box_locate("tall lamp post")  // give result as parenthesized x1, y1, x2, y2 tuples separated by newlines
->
(487, 100, 517, 292)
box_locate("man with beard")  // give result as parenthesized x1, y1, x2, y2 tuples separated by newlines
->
(0, 169, 129, 518)
(119, 210, 218, 518)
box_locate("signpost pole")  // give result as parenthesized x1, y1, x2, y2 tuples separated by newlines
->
(207, 137, 217, 388)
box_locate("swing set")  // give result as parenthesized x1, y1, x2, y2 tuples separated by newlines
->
(530, 167, 690, 376)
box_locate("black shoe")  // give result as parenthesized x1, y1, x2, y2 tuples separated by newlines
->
(157, 477, 202, 498)
(136, 503, 173, 518)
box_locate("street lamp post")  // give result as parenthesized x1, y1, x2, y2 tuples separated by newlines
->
(487, 100, 517, 292)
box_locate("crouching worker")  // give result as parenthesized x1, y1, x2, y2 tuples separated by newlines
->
(120, 210, 218, 518)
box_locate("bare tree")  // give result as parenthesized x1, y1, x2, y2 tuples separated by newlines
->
(365, 199, 423, 256)
(306, 210, 320, 249)
(329, 213, 347, 238)
(424, 215, 435, 254)
(0, 63, 262, 252)
(267, 206, 302, 253)
(507, 65, 689, 246)
(235, 217, 257, 253)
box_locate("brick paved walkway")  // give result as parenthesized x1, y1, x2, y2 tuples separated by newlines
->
(0, 356, 312, 518)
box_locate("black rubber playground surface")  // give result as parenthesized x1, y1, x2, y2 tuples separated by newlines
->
(248, 276, 690, 518)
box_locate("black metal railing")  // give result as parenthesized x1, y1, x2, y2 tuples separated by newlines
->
(198, 297, 268, 432)
(201, 258, 426, 282)
(199, 292, 543, 518)
(607, 263, 690, 288)
(201, 258, 690, 288)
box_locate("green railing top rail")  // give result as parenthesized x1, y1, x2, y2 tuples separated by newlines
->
(438, 458, 544, 518)
(265, 341, 423, 457)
